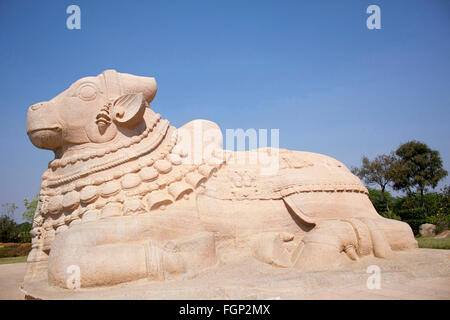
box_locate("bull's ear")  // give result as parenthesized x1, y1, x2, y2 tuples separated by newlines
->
(112, 93, 147, 128)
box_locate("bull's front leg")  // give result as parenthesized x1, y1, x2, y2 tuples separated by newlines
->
(291, 218, 397, 270)
(252, 218, 397, 270)
(48, 215, 216, 288)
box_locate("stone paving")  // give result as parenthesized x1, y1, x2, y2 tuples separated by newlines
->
(302, 278, 450, 300)
(0, 263, 26, 300)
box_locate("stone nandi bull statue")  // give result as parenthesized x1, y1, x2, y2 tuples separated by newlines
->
(24, 70, 417, 289)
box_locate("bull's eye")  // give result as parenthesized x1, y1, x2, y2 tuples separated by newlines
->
(78, 83, 97, 101)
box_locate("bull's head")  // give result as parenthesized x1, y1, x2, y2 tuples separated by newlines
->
(26, 70, 157, 152)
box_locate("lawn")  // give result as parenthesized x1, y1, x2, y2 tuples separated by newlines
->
(416, 237, 450, 250)
(0, 256, 28, 265)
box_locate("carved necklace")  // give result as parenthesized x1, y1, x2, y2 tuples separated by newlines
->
(33, 117, 226, 245)
(48, 103, 162, 170)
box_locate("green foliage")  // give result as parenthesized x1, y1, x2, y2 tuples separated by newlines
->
(427, 186, 450, 233)
(0, 215, 18, 243)
(388, 187, 450, 234)
(16, 222, 32, 243)
(352, 154, 397, 189)
(23, 195, 38, 224)
(354, 141, 449, 235)
(353, 154, 399, 216)
(0, 203, 19, 243)
(393, 141, 448, 207)
(368, 188, 391, 212)
(1, 203, 18, 218)
(0, 202, 32, 243)
(367, 188, 401, 220)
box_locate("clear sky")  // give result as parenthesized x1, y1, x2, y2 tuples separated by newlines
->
(0, 0, 449, 222)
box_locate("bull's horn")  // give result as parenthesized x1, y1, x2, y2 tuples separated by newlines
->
(119, 72, 157, 104)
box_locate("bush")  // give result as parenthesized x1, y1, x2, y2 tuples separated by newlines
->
(0, 243, 31, 258)
(16, 222, 32, 243)
(0, 216, 31, 243)
(368, 188, 395, 213)
(388, 187, 450, 234)
(403, 219, 427, 235)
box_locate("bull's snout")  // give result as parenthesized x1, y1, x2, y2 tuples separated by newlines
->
(27, 101, 62, 150)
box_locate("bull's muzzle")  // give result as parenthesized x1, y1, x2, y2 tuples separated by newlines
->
(27, 101, 62, 150)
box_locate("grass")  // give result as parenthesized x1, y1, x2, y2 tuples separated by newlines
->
(416, 237, 450, 250)
(0, 256, 27, 265)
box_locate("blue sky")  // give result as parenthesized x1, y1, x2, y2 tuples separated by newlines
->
(0, 0, 449, 221)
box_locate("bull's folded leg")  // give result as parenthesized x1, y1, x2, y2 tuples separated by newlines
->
(251, 221, 362, 269)
(144, 231, 217, 280)
(291, 220, 360, 270)
(49, 240, 147, 288)
(48, 220, 216, 288)
(291, 217, 416, 271)
(365, 217, 418, 251)
(48, 219, 148, 288)
(252, 232, 297, 267)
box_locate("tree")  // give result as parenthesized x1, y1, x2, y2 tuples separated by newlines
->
(393, 141, 448, 208)
(367, 188, 400, 220)
(16, 222, 32, 243)
(427, 186, 450, 233)
(23, 194, 38, 224)
(352, 154, 398, 218)
(0, 203, 33, 243)
(0, 203, 19, 243)
(1, 202, 18, 219)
